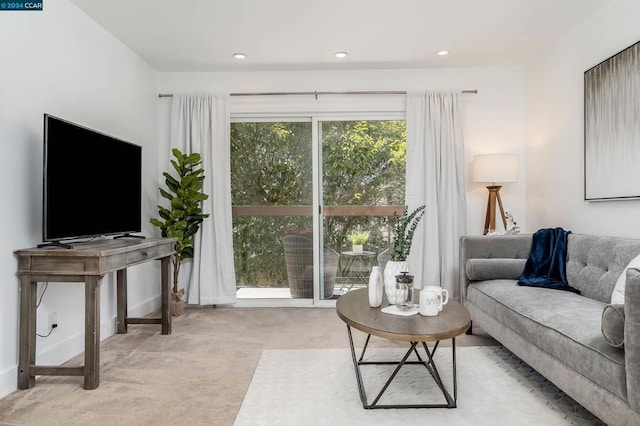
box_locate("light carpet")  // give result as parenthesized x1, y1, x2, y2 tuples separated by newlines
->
(234, 346, 603, 426)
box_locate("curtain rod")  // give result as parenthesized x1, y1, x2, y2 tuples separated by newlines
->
(157, 90, 478, 98)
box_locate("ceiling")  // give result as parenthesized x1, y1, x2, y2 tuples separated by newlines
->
(70, 0, 609, 72)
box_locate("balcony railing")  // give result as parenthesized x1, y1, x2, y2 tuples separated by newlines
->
(232, 204, 403, 298)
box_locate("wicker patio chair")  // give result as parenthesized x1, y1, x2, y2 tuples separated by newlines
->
(283, 235, 339, 298)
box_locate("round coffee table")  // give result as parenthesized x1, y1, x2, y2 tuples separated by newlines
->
(336, 287, 471, 409)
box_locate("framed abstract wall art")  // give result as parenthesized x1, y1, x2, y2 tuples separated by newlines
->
(584, 40, 640, 200)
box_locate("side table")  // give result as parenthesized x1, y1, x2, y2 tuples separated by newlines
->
(339, 250, 376, 293)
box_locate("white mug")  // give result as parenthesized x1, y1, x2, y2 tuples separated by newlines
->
(422, 286, 449, 312)
(419, 290, 440, 316)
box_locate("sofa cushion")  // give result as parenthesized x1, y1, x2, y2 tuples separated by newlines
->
(465, 258, 526, 281)
(602, 304, 625, 348)
(467, 279, 627, 400)
(566, 234, 640, 303)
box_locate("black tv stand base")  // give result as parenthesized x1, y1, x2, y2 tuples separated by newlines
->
(114, 234, 146, 240)
(36, 241, 74, 249)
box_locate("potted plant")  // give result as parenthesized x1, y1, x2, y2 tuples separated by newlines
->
(383, 205, 426, 304)
(150, 148, 210, 316)
(347, 230, 370, 254)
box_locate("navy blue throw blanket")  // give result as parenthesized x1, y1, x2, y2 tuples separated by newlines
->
(517, 227, 580, 294)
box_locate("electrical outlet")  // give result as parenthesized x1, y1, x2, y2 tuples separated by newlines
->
(48, 312, 58, 330)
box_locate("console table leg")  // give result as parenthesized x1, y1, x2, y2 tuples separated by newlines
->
(84, 276, 101, 390)
(17, 277, 36, 389)
(116, 269, 128, 334)
(161, 256, 171, 335)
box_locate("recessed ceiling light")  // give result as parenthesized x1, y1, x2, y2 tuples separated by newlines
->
(335, 51, 348, 59)
(436, 50, 449, 56)
(233, 53, 247, 59)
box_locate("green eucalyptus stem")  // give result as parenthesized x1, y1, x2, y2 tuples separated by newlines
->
(390, 205, 426, 261)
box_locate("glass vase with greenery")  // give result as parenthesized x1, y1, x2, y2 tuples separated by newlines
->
(383, 205, 426, 304)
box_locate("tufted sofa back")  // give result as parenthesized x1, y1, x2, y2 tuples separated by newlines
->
(566, 234, 640, 303)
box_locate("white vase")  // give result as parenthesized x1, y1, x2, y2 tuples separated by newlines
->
(368, 266, 383, 307)
(352, 244, 363, 254)
(383, 260, 408, 305)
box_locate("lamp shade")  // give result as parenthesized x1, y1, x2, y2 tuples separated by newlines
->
(472, 154, 518, 183)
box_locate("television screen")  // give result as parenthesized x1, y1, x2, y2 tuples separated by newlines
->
(43, 114, 142, 243)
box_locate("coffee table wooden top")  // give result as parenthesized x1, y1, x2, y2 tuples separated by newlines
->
(336, 288, 471, 342)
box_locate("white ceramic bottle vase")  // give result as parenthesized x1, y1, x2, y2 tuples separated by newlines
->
(368, 266, 384, 307)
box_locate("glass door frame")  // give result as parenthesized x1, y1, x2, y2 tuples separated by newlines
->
(230, 116, 314, 307)
(313, 113, 405, 307)
(231, 111, 405, 307)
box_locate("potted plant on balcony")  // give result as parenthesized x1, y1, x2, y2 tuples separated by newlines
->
(347, 230, 370, 254)
(150, 148, 209, 316)
(383, 205, 426, 304)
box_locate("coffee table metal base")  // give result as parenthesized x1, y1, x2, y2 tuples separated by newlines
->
(346, 325, 457, 409)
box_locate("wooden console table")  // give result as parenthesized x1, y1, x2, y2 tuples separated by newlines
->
(15, 237, 177, 390)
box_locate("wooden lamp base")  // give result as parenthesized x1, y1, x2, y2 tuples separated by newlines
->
(483, 185, 507, 235)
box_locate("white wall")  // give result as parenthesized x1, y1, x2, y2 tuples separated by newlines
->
(0, 1, 159, 398)
(158, 67, 528, 236)
(526, 0, 640, 237)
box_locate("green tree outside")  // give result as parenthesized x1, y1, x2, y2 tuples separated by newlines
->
(321, 120, 405, 253)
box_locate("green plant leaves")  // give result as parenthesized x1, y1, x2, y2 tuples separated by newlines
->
(390, 205, 426, 261)
(347, 230, 370, 245)
(150, 148, 210, 293)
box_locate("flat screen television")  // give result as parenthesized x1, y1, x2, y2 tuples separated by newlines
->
(41, 114, 142, 247)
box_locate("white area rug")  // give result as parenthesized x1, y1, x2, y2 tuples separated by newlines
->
(234, 346, 602, 426)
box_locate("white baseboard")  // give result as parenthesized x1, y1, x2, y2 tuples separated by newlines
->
(126, 294, 162, 321)
(0, 365, 18, 400)
(0, 295, 160, 399)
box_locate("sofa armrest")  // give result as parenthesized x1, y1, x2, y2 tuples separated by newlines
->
(625, 267, 640, 412)
(459, 234, 533, 303)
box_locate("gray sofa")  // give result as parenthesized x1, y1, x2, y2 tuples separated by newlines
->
(460, 233, 640, 426)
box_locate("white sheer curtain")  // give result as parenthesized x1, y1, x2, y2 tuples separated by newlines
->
(170, 93, 237, 305)
(406, 91, 467, 301)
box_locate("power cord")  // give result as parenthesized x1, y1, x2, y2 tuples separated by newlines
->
(36, 282, 48, 308)
(35, 282, 57, 337)
(37, 323, 57, 338)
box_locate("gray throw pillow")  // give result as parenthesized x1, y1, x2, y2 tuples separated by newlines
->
(465, 258, 527, 281)
(601, 304, 625, 348)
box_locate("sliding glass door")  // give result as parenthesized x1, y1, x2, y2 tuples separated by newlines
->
(230, 116, 406, 304)
(320, 119, 406, 296)
(231, 120, 314, 299)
